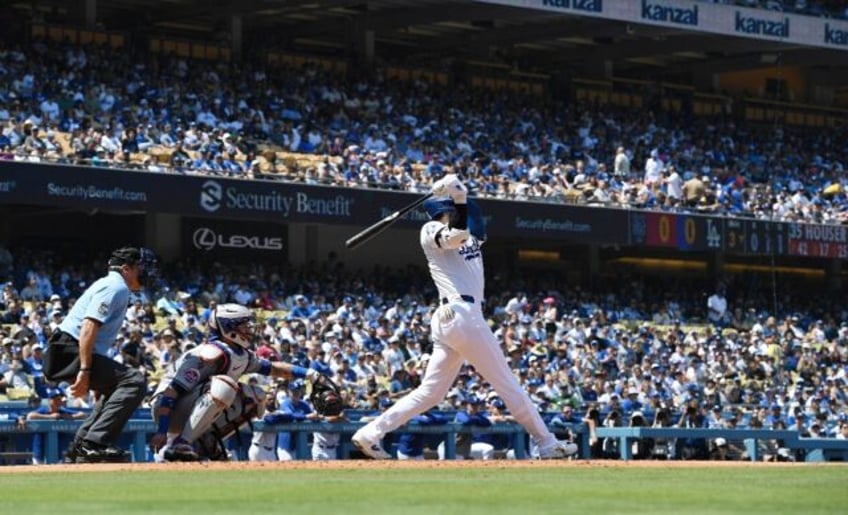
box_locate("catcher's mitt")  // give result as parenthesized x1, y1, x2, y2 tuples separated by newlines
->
(309, 374, 345, 416)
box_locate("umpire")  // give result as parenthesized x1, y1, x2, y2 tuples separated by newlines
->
(43, 246, 158, 463)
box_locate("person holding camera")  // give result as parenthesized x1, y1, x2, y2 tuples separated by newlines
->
(677, 400, 709, 460)
(582, 405, 604, 459)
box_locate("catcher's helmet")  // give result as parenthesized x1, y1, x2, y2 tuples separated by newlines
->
(208, 303, 257, 349)
(423, 197, 455, 220)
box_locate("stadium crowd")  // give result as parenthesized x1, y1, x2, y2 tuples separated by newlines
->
(1, 38, 847, 226)
(1, 5, 848, 459)
(0, 245, 846, 461)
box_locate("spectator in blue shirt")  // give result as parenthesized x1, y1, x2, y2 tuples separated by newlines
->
(287, 295, 318, 321)
(396, 407, 448, 461)
(440, 396, 494, 460)
(25, 342, 47, 398)
(27, 388, 85, 464)
(274, 380, 320, 460)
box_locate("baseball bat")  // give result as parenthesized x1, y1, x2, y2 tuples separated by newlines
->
(345, 192, 433, 250)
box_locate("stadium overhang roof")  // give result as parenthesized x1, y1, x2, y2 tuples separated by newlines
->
(13, 0, 848, 80)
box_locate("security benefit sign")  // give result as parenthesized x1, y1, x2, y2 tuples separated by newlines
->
(630, 212, 722, 252)
(183, 218, 287, 259)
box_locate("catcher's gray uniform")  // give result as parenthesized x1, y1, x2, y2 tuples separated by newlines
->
(151, 339, 269, 459)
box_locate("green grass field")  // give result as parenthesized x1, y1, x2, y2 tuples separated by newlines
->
(1, 464, 846, 514)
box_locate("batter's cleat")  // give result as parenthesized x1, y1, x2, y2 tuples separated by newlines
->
(352, 432, 391, 460)
(538, 440, 579, 460)
(75, 440, 131, 463)
(163, 440, 200, 462)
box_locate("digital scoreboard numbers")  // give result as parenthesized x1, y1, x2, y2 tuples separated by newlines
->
(724, 219, 746, 254)
(787, 223, 848, 259)
(632, 214, 846, 261)
(728, 219, 773, 255)
(644, 213, 720, 252)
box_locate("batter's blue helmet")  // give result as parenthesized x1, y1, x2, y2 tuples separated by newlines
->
(423, 197, 455, 220)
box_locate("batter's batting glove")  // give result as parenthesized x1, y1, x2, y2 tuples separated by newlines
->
(432, 174, 467, 203)
(431, 179, 449, 197)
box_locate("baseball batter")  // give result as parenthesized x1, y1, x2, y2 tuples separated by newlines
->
(353, 174, 577, 459)
(150, 303, 319, 461)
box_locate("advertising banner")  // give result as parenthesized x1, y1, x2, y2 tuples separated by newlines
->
(1, 161, 845, 260)
(182, 217, 287, 260)
(477, 0, 848, 50)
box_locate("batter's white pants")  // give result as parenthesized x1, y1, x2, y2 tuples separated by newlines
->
(356, 301, 557, 450)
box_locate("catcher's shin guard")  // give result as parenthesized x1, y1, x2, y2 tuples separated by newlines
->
(180, 375, 238, 444)
(195, 383, 266, 460)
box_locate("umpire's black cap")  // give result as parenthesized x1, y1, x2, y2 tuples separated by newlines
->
(109, 247, 143, 267)
(108, 246, 159, 287)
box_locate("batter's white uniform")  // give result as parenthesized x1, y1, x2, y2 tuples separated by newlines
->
(354, 215, 560, 453)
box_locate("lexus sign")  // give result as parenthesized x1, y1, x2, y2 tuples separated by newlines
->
(183, 217, 287, 260)
(192, 227, 284, 251)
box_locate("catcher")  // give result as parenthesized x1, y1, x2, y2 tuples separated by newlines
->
(149, 303, 344, 461)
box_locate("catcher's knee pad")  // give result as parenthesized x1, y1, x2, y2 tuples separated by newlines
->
(209, 375, 239, 408)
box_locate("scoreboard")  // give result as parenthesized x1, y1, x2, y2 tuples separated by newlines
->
(629, 212, 845, 259)
(786, 223, 848, 259)
(722, 219, 787, 256)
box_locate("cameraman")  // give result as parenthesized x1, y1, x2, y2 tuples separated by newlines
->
(629, 411, 653, 460)
(677, 400, 708, 460)
(601, 409, 623, 459)
(582, 404, 603, 459)
(651, 404, 674, 459)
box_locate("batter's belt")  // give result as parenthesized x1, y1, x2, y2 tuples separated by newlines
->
(441, 294, 477, 305)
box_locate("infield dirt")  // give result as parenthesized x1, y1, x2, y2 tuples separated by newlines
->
(0, 459, 830, 474)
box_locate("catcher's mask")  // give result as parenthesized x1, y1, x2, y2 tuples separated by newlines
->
(208, 303, 257, 350)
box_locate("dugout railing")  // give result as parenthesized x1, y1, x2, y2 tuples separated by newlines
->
(1, 420, 847, 464)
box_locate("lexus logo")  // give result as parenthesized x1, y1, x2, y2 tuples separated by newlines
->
(200, 181, 222, 212)
(191, 227, 285, 252)
(193, 227, 217, 251)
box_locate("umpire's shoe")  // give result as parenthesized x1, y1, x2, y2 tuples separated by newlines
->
(63, 441, 82, 464)
(76, 440, 131, 463)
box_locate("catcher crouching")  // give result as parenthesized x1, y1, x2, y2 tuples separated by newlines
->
(149, 303, 338, 461)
